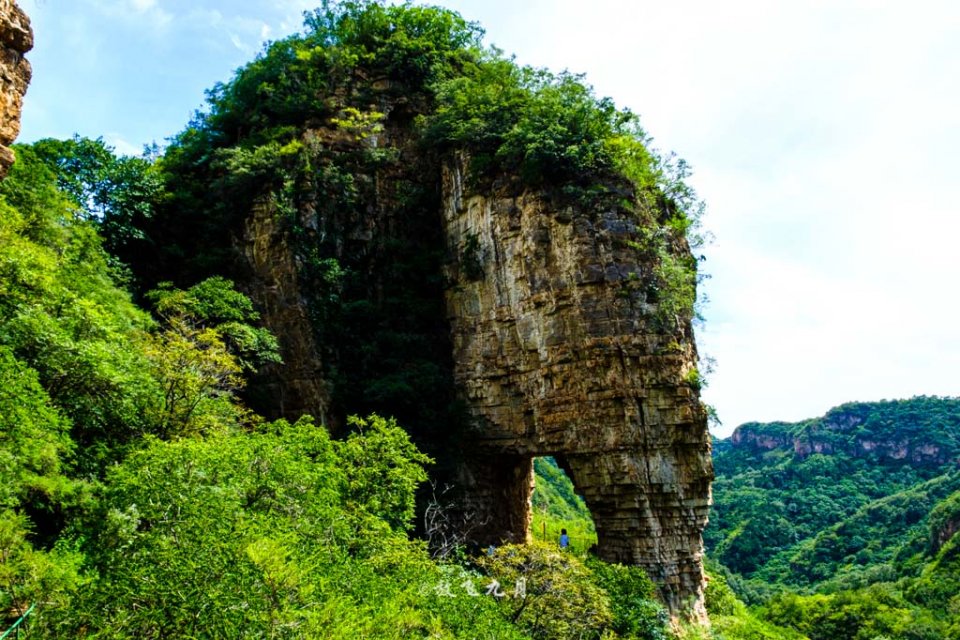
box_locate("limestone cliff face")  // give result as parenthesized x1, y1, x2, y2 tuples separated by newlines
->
(932, 513, 959, 554)
(231, 93, 456, 438)
(0, 0, 31, 177)
(442, 154, 713, 619)
(729, 424, 793, 451)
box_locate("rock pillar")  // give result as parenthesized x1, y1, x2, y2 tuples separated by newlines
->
(441, 155, 713, 620)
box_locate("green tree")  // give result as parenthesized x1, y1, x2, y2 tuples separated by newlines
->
(37, 417, 520, 639)
(477, 541, 613, 640)
(143, 277, 280, 437)
(337, 414, 431, 531)
(0, 348, 83, 617)
(587, 557, 670, 640)
(0, 145, 161, 474)
(29, 136, 163, 267)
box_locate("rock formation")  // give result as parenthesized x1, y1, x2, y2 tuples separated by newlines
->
(233, 108, 713, 618)
(442, 154, 712, 619)
(237, 99, 713, 619)
(0, 0, 31, 177)
(145, 27, 715, 619)
(240, 197, 332, 426)
(931, 509, 959, 554)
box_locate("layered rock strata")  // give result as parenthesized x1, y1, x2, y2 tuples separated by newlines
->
(442, 155, 713, 619)
(0, 0, 30, 177)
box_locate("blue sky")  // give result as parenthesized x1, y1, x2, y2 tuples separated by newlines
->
(18, 0, 960, 436)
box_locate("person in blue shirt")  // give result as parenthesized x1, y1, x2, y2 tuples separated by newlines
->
(559, 528, 570, 549)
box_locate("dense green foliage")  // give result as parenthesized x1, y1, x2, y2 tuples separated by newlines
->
(528, 459, 806, 640)
(698, 568, 807, 640)
(36, 416, 534, 639)
(708, 397, 960, 638)
(29, 136, 162, 273)
(709, 397, 960, 584)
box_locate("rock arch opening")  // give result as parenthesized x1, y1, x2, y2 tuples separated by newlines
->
(530, 456, 597, 553)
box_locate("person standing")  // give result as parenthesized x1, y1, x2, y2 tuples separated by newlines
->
(559, 528, 570, 549)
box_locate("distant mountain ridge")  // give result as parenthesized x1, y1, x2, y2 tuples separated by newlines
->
(706, 396, 960, 637)
(709, 397, 960, 584)
(724, 396, 960, 467)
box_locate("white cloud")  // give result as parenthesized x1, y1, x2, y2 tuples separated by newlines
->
(184, 8, 275, 55)
(129, 0, 157, 12)
(103, 133, 142, 157)
(84, 0, 174, 31)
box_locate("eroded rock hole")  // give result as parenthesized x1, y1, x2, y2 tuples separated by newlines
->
(531, 456, 597, 554)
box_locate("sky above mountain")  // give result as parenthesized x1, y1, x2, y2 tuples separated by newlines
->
(18, 0, 960, 435)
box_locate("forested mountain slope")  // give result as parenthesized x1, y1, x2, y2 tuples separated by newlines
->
(709, 397, 960, 581)
(708, 397, 960, 638)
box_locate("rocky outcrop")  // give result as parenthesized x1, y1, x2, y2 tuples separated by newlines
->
(0, 0, 31, 177)
(929, 491, 960, 554)
(231, 96, 713, 620)
(730, 414, 953, 465)
(442, 154, 713, 620)
(730, 423, 794, 451)
(932, 514, 959, 553)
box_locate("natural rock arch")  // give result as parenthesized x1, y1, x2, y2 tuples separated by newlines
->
(232, 126, 713, 621)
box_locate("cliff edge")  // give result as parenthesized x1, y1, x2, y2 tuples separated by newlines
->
(0, 0, 30, 177)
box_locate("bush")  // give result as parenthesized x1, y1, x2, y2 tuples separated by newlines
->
(587, 557, 669, 639)
(477, 541, 612, 640)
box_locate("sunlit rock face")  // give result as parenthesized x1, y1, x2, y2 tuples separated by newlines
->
(0, 0, 31, 177)
(441, 154, 713, 620)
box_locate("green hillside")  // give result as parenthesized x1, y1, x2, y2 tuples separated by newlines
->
(709, 397, 960, 581)
(709, 397, 960, 638)
(531, 457, 597, 554)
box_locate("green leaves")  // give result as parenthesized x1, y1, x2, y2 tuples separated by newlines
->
(302, 0, 483, 88)
(0, 511, 82, 619)
(0, 346, 74, 509)
(29, 136, 163, 265)
(338, 414, 431, 531)
(139, 278, 282, 438)
(0, 148, 159, 473)
(55, 418, 344, 637)
(478, 542, 613, 640)
(38, 416, 515, 638)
